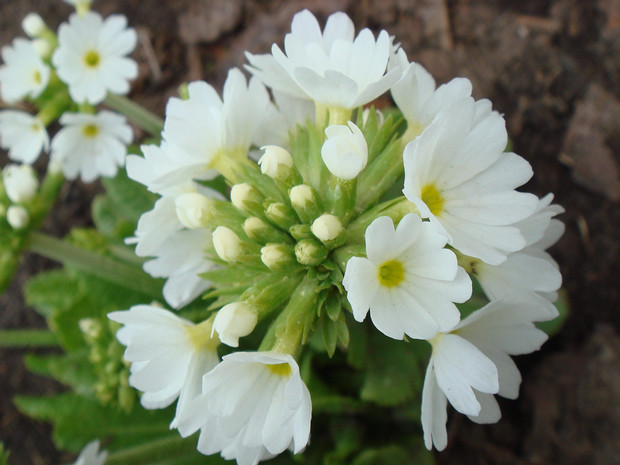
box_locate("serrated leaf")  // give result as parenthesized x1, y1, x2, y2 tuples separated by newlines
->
(335, 315, 349, 347)
(321, 315, 338, 358)
(101, 170, 157, 224)
(360, 331, 427, 406)
(92, 194, 137, 240)
(25, 270, 81, 318)
(25, 350, 96, 395)
(325, 292, 341, 322)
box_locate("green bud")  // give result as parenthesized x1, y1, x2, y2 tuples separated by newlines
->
(265, 201, 298, 231)
(289, 224, 313, 241)
(243, 217, 290, 244)
(260, 243, 297, 271)
(289, 184, 322, 223)
(295, 238, 328, 266)
(311, 214, 344, 245)
(258, 146, 302, 188)
(230, 183, 265, 218)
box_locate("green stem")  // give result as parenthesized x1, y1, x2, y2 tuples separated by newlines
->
(28, 232, 163, 299)
(0, 329, 59, 348)
(104, 93, 164, 138)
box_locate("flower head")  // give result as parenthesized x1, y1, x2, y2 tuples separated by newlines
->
(0, 38, 50, 103)
(246, 9, 400, 110)
(52, 12, 138, 104)
(50, 110, 132, 182)
(343, 214, 471, 340)
(178, 351, 311, 465)
(321, 121, 367, 180)
(0, 110, 49, 164)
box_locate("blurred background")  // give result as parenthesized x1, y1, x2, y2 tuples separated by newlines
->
(1, 0, 619, 464)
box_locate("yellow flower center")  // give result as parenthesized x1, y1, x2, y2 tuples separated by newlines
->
(420, 183, 445, 216)
(377, 259, 405, 288)
(33, 70, 42, 84)
(186, 319, 218, 351)
(84, 50, 100, 68)
(267, 363, 292, 377)
(82, 124, 99, 138)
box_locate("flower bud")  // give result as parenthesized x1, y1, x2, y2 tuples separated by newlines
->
(31, 39, 54, 59)
(289, 223, 312, 241)
(260, 243, 297, 271)
(258, 146, 301, 187)
(212, 226, 242, 262)
(175, 193, 211, 229)
(2, 164, 39, 203)
(230, 183, 263, 217)
(295, 238, 328, 266)
(7, 205, 29, 230)
(265, 201, 298, 230)
(243, 217, 289, 244)
(311, 214, 344, 243)
(213, 302, 258, 347)
(321, 121, 368, 180)
(289, 184, 321, 223)
(22, 13, 46, 37)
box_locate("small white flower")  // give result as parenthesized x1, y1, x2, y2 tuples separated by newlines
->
(246, 9, 401, 109)
(108, 305, 220, 428)
(213, 302, 258, 347)
(343, 214, 471, 340)
(421, 296, 554, 451)
(51, 110, 132, 182)
(73, 440, 107, 465)
(2, 164, 39, 203)
(178, 351, 312, 465)
(0, 110, 49, 164)
(0, 38, 50, 103)
(52, 12, 138, 104)
(403, 97, 539, 265)
(321, 121, 367, 180)
(6, 205, 29, 229)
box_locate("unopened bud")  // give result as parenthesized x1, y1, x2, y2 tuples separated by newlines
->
(22, 13, 46, 37)
(295, 238, 328, 266)
(212, 226, 242, 262)
(31, 39, 53, 59)
(321, 121, 368, 180)
(265, 201, 298, 230)
(230, 183, 263, 216)
(289, 184, 321, 222)
(260, 243, 296, 271)
(311, 214, 343, 243)
(289, 223, 312, 241)
(213, 302, 258, 347)
(2, 164, 39, 203)
(7, 205, 29, 229)
(259, 146, 293, 178)
(243, 217, 289, 244)
(175, 193, 211, 229)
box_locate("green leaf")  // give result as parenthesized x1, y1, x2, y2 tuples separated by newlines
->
(360, 331, 428, 406)
(0, 443, 10, 465)
(321, 315, 338, 358)
(25, 350, 96, 395)
(25, 270, 81, 318)
(351, 446, 410, 465)
(15, 393, 173, 453)
(101, 169, 157, 224)
(537, 289, 570, 337)
(92, 194, 137, 240)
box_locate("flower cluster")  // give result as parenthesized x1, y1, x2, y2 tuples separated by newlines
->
(0, 3, 137, 182)
(108, 8, 563, 465)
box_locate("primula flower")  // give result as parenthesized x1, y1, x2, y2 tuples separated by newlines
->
(73, 440, 107, 465)
(343, 214, 471, 340)
(2, 164, 39, 203)
(246, 9, 400, 110)
(0, 38, 50, 103)
(108, 305, 220, 427)
(321, 121, 367, 180)
(0, 110, 49, 163)
(421, 296, 555, 451)
(403, 97, 539, 265)
(178, 351, 311, 465)
(52, 12, 138, 104)
(50, 110, 132, 182)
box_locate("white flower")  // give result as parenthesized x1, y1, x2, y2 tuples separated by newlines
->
(0, 38, 50, 103)
(2, 164, 39, 203)
(50, 110, 132, 182)
(343, 214, 471, 340)
(132, 69, 270, 192)
(421, 296, 554, 451)
(321, 121, 367, 180)
(108, 305, 219, 428)
(0, 110, 48, 164)
(52, 12, 138, 104)
(403, 97, 539, 266)
(246, 9, 401, 109)
(389, 49, 474, 140)
(254, 91, 315, 148)
(74, 440, 107, 465)
(127, 194, 218, 309)
(177, 351, 312, 465)
(213, 302, 258, 347)
(466, 194, 564, 306)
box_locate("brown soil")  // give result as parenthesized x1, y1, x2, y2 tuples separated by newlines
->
(2, 0, 620, 464)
